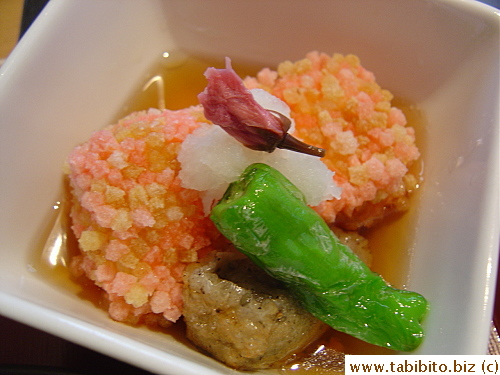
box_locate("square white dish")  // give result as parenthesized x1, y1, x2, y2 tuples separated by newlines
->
(0, 0, 498, 374)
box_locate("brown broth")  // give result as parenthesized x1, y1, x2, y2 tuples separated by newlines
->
(33, 52, 426, 373)
(116, 51, 261, 116)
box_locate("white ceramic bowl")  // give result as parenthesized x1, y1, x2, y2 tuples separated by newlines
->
(0, 0, 498, 373)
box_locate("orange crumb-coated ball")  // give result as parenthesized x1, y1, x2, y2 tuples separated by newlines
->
(67, 107, 225, 326)
(245, 52, 420, 229)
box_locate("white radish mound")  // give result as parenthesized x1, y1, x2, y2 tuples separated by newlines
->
(178, 125, 341, 213)
(178, 89, 341, 213)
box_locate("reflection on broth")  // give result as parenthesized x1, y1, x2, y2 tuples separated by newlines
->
(36, 51, 426, 373)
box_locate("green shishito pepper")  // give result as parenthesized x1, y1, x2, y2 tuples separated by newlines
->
(210, 163, 428, 352)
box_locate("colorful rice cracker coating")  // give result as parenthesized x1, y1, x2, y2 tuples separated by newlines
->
(67, 107, 223, 326)
(245, 52, 421, 229)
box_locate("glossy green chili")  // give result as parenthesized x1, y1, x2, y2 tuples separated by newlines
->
(210, 163, 428, 352)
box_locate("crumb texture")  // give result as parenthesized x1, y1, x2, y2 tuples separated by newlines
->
(245, 52, 420, 229)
